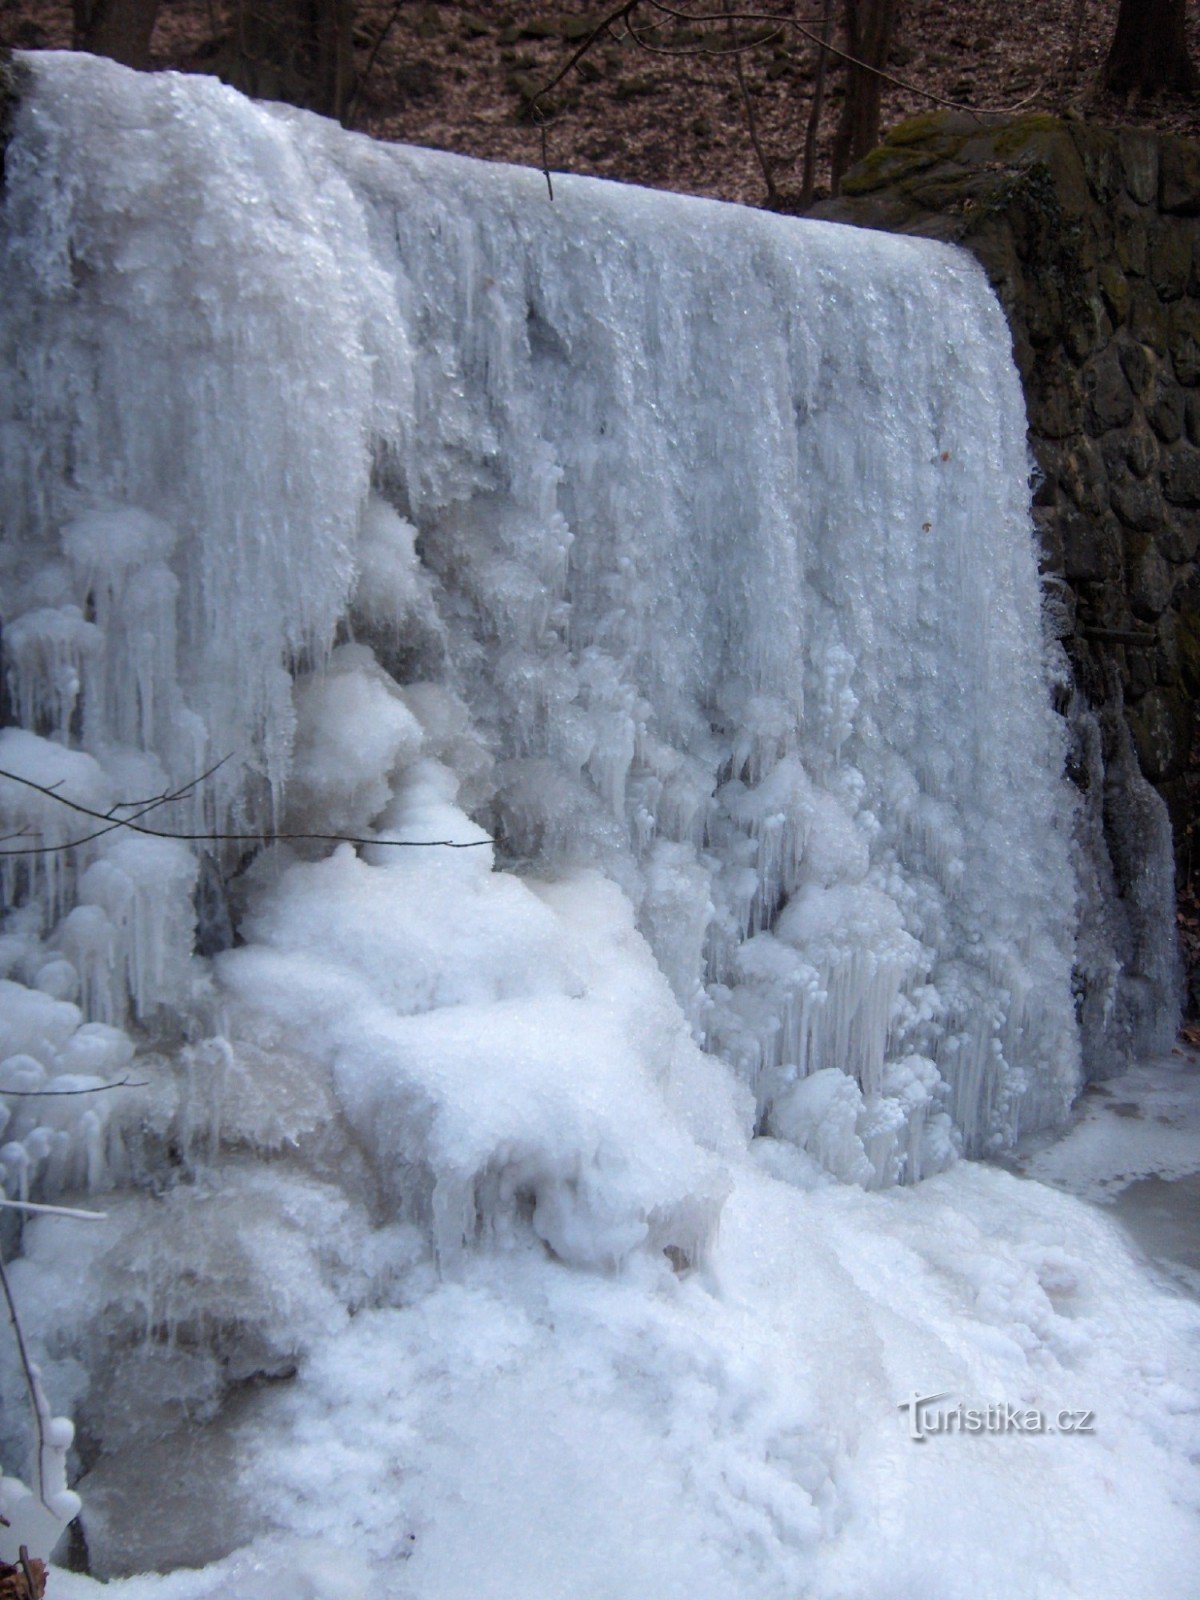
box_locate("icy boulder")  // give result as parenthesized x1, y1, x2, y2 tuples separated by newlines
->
(221, 795, 748, 1271)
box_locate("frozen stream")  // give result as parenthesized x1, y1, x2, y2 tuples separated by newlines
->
(1012, 1047, 1200, 1299)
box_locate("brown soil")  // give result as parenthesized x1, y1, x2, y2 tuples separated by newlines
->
(3, 3, 1198, 208)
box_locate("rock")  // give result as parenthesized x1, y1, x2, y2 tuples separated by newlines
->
(1084, 343, 1136, 431)
(1149, 222, 1195, 302)
(1125, 529, 1173, 619)
(1063, 508, 1122, 582)
(1115, 211, 1148, 275)
(1030, 360, 1083, 438)
(1069, 125, 1121, 206)
(1030, 439, 1060, 506)
(1149, 372, 1185, 442)
(1057, 436, 1108, 516)
(1127, 687, 1191, 781)
(1099, 261, 1131, 324)
(1128, 635, 1158, 697)
(1161, 137, 1200, 216)
(1127, 425, 1159, 478)
(1117, 338, 1153, 397)
(1032, 505, 1064, 568)
(1162, 443, 1200, 507)
(1062, 295, 1101, 360)
(1120, 131, 1159, 206)
(1130, 287, 1168, 349)
(1156, 608, 1181, 683)
(1110, 475, 1163, 532)
(1177, 606, 1200, 697)
(1158, 508, 1200, 564)
(1171, 301, 1200, 384)
(840, 144, 942, 195)
(1044, 578, 1076, 642)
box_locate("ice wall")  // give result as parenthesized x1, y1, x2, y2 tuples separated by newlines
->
(0, 43, 1088, 1267)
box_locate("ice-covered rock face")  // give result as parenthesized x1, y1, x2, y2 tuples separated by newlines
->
(0, 40, 1093, 1314)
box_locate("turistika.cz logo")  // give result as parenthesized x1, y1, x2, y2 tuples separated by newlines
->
(898, 1392, 1096, 1442)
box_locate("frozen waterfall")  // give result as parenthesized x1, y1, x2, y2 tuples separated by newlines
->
(0, 50, 1084, 1201)
(1, 54, 1197, 1600)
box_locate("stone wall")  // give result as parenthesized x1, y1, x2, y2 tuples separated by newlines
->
(815, 114, 1200, 1024)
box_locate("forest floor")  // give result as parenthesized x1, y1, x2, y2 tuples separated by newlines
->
(3, 2, 1200, 208)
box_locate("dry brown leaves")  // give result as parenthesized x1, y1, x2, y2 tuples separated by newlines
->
(0, 1552, 46, 1600)
(2, 2, 1198, 207)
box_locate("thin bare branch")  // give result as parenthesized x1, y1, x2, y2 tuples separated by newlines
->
(646, 0, 817, 24)
(344, 0, 405, 126)
(537, 112, 555, 199)
(0, 1247, 47, 1505)
(0, 1199, 108, 1220)
(627, 9, 787, 57)
(801, 0, 835, 205)
(2, 754, 234, 861)
(530, 0, 640, 110)
(0, 1077, 149, 1098)
(531, 0, 1044, 154)
(18, 1547, 39, 1600)
(0, 766, 493, 852)
(723, 0, 777, 201)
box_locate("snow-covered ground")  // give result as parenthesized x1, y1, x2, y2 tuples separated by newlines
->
(0, 52, 1195, 1600)
(35, 1137, 1200, 1600)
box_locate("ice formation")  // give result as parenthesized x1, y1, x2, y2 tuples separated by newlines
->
(0, 51, 1194, 1600)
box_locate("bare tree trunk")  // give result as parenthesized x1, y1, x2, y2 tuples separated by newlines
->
(74, 0, 162, 69)
(1102, 0, 1197, 98)
(725, 0, 777, 204)
(222, 0, 357, 122)
(313, 0, 356, 123)
(1063, 0, 1087, 84)
(830, 0, 896, 195)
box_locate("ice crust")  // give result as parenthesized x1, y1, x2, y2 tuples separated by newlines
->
(0, 52, 1193, 1597)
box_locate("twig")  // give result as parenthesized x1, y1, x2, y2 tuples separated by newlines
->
(723, 0, 777, 202)
(343, 0, 405, 127)
(646, 0, 822, 25)
(801, 0, 834, 205)
(530, 0, 640, 112)
(3, 754, 233, 861)
(530, 0, 1047, 146)
(625, 11, 788, 57)
(1063, 0, 1087, 83)
(536, 108, 554, 200)
(18, 1547, 38, 1600)
(0, 1077, 149, 1098)
(0, 767, 492, 852)
(0, 1200, 107, 1221)
(776, 17, 1003, 116)
(0, 1246, 47, 1505)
